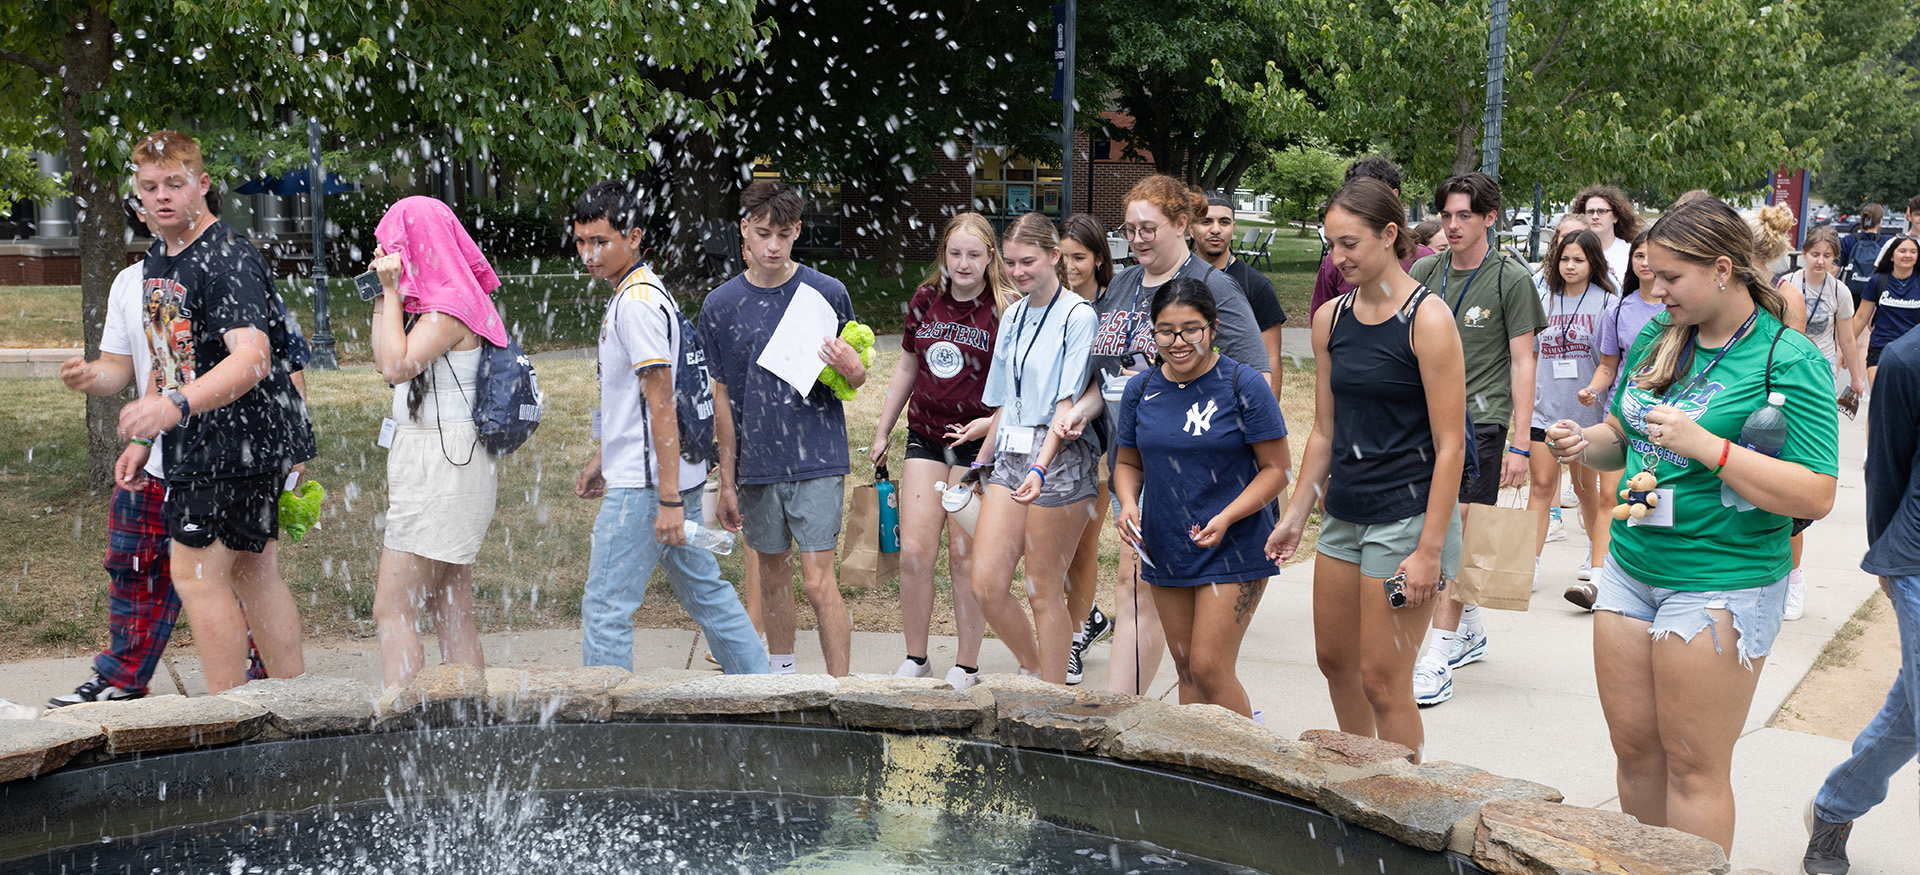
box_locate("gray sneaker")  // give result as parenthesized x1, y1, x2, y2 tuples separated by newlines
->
(1802, 798, 1852, 875)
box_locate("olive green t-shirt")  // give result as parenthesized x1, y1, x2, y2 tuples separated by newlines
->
(1410, 251, 1547, 428)
(1608, 310, 1840, 591)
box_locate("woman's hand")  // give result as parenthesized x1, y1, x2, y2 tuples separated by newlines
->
(1012, 469, 1044, 505)
(1265, 515, 1305, 563)
(1393, 549, 1443, 608)
(948, 416, 992, 446)
(1544, 419, 1587, 462)
(1189, 515, 1228, 548)
(869, 434, 890, 468)
(1051, 404, 1094, 441)
(1642, 403, 1716, 461)
(1577, 384, 1602, 406)
(1115, 503, 1143, 548)
(373, 250, 404, 295)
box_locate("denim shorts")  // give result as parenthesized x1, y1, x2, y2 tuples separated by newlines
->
(1591, 561, 1787, 668)
(739, 476, 845, 555)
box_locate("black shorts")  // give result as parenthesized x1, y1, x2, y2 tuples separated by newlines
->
(1868, 345, 1885, 367)
(904, 430, 987, 468)
(1529, 425, 1549, 444)
(166, 471, 282, 553)
(1458, 423, 1508, 506)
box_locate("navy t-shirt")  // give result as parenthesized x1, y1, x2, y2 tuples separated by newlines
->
(697, 264, 854, 485)
(1119, 355, 1288, 586)
(140, 221, 315, 480)
(1867, 272, 1920, 349)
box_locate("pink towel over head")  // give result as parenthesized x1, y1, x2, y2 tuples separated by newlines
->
(373, 196, 510, 347)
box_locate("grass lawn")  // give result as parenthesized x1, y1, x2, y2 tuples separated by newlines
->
(0, 351, 1316, 663)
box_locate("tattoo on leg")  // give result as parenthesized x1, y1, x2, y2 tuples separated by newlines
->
(1234, 580, 1265, 626)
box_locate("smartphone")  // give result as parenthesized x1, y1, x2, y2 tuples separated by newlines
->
(1838, 385, 1860, 420)
(354, 270, 383, 301)
(1385, 572, 1410, 608)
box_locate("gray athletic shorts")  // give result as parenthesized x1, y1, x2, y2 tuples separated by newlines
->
(988, 428, 1098, 508)
(739, 476, 845, 555)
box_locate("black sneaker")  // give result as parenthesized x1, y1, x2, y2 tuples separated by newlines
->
(48, 674, 142, 709)
(1065, 642, 1085, 685)
(1803, 798, 1853, 875)
(1083, 605, 1114, 647)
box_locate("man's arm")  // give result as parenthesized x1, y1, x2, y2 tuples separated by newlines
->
(119, 326, 273, 440)
(712, 380, 744, 532)
(1504, 331, 1537, 488)
(61, 352, 136, 397)
(640, 365, 686, 545)
(1261, 325, 1284, 401)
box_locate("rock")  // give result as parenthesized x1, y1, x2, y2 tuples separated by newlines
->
(0, 719, 103, 783)
(1320, 772, 1493, 851)
(1473, 799, 1731, 875)
(612, 673, 836, 718)
(992, 687, 1154, 752)
(1103, 703, 1330, 802)
(487, 666, 629, 723)
(971, 673, 1060, 694)
(224, 676, 380, 736)
(1298, 728, 1416, 767)
(1416, 762, 1565, 804)
(830, 690, 982, 731)
(44, 695, 268, 755)
(377, 664, 490, 728)
(835, 674, 953, 694)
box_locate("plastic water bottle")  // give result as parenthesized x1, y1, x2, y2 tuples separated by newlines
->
(683, 521, 735, 555)
(1724, 391, 1788, 511)
(876, 464, 900, 554)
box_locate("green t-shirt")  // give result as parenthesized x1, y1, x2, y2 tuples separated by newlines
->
(1411, 251, 1547, 428)
(1608, 310, 1840, 591)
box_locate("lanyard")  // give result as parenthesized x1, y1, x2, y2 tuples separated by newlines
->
(1665, 309, 1759, 403)
(1551, 281, 1594, 322)
(1440, 253, 1492, 311)
(1010, 287, 1063, 414)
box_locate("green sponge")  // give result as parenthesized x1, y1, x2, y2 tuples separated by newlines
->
(278, 480, 325, 545)
(820, 321, 877, 401)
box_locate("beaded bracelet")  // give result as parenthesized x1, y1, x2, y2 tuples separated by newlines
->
(129, 437, 153, 447)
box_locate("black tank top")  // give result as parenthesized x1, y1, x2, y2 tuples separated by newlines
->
(1325, 286, 1440, 525)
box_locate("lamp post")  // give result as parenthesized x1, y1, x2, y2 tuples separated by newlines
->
(307, 118, 337, 370)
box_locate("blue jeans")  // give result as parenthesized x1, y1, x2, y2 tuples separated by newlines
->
(1814, 575, 1920, 823)
(582, 485, 767, 674)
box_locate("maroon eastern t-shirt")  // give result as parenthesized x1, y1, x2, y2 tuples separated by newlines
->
(902, 283, 999, 438)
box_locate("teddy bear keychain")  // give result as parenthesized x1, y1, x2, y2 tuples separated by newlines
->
(1613, 470, 1660, 521)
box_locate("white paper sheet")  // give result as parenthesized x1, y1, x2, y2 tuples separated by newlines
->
(755, 283, 839, 397)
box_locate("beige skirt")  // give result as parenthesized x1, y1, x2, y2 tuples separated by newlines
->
(384, 421, 498, 565)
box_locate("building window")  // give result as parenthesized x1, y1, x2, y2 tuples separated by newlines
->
(750, 160, 842, 251)
(973, 148, 1062, 233)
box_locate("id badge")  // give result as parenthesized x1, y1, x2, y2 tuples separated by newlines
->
(1626, 488, 1676, 528)
(998, 424, 1036, 455)
(591, 409, 603, 440)
(377, 417, 397, 449)
(1553, 359, 1579, 379)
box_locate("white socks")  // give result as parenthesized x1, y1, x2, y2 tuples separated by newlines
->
(770, 654, 796, 674)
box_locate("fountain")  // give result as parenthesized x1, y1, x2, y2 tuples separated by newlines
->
(0, 667, 1739, 874)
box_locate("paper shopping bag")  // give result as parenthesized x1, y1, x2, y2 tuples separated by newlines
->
(840, 473, 899, 589)
(1453, 489, 1535, 611)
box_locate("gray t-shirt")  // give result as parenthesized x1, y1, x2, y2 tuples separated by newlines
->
(1784, 268, 1855, 374)
(1090, 254, 1269, 468)
(1533, 282, 1613, 429)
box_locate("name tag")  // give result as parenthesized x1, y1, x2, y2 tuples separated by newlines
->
(591, 409, 603, 440)
(1553, 359, 1580, 379)
(998, 424, 1036, 456)
(377, 417, 397, 449)
(1626, 488, 1676, 528)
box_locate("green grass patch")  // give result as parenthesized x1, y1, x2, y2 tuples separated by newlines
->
(0, 285, 86, 348)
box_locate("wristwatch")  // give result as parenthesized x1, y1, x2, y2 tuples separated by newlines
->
(164, 388, 191, 420)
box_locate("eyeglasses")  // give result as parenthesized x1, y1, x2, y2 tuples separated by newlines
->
(1119, 223, 1162, 242)
(1150, 325, 1212, 345)
(1584, 208, 1614, 217)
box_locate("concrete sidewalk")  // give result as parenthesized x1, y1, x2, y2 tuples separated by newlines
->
(4, 330, 1911, 872)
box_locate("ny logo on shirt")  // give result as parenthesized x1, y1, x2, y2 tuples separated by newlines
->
(1184, 399, 1219, 436)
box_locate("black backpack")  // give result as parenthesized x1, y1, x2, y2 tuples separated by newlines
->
(1845, 233, 1881, 291)
(472, 329, 543, 455)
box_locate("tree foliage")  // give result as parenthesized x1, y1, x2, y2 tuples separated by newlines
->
(1250, 143, 1345, 225)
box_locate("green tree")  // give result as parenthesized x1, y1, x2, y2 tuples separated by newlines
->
(1810, 0, 1920, 209)
(0, 1, 766, 488)
(1250, 144, 1345, 230)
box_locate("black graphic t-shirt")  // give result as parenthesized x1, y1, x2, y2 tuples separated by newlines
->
(142, 220, 315, 481)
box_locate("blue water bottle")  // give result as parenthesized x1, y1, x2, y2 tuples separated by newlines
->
(876, 464, 900, 554)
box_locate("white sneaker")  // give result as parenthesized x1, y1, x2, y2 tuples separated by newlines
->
(945, 666, 978, 690)
(1560, 482, 1578, 507)
(1577, 547, 1593, 581)
(1785, 568, 1806, 621)
(895, 657, 932, 679)
(1448, 625, 1488, 668)
(1546, 508, 1566, 542)
(1413, 656, 1453, 706)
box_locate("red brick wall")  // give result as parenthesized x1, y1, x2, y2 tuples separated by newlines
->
(0, 249, 142, 286)
(839, 148, 976, 263)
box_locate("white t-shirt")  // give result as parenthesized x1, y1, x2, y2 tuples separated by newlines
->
(99, 263, 166, 480)
(596, 263, 707, 491)
(1603, 237, 1631, 291)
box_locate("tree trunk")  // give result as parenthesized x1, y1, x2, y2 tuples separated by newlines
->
(657, 127, 743, 295)
(1453, 118, 1479, 176)
(61, 3, 126, 494)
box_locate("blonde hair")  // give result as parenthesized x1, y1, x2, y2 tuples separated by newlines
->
(920, 212, 1018, 314)
(130, 130, 204, 175)
(1751, 203, 1796, 265)
(1632, 197, 1787, 395)
(1002, 212, 1068, 287)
